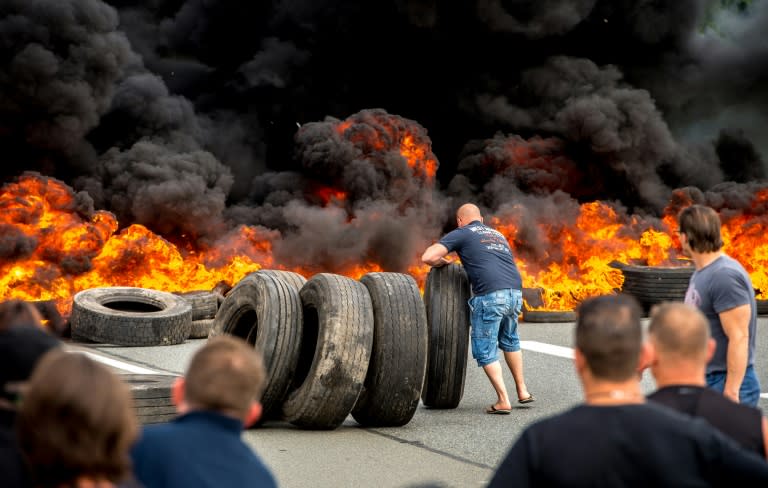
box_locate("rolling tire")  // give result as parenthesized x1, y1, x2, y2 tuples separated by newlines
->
(174, 290, 219, 321)
(421, 264, 470, 409)
(352, 272, 428, 427)
(282, 273, 374, 430)
(209, 273, 302, 419)
(122, 374, 178, 424)
(189, 319, 214, 339)
(70, 287, 191, 346)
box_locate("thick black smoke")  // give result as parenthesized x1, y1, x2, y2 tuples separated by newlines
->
(1, 0, 767, 274)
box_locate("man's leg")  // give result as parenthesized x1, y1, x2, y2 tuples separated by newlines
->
(482, 360, 511, 410)
(502, 350, 531, 401)
(499, 290, 531, 402)
(470, 293, 510, 411)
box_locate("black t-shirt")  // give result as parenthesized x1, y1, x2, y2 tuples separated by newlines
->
(438, 221, 522, 295)
(648, 385, 764, 458)
(0, 410, 31, 488)
(488, 402, 768, 487)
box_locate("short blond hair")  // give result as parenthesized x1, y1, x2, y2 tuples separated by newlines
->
(184, 335, 267, 416)
(649, 302, 710, 360)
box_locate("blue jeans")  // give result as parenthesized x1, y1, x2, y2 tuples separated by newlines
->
(705, 365, 761, 407)
(468, 289, 523, 367)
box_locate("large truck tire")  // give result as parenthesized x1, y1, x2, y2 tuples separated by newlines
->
(70, 287, 191, 347)
(421, 264, 470, 409)
(209, 273, 302, 418)
(352, 272, 428, 427)
(282, 273, 374, 430)
(254, 269, 308, 293)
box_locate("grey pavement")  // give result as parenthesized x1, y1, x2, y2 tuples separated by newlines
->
(79, 318, 768, 488)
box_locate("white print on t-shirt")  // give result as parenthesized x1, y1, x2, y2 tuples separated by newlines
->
(685, 286, 701, 307)
(470, 225, 511, 254)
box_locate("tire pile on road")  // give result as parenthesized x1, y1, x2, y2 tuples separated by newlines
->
(68, 264, 474, 430)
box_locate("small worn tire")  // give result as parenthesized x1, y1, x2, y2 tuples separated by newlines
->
(70, 287, 191, 346)
(188, 319, 214, 339)
(122, 374, 178, 424)
(174, 290, 219, 321)
(352, 272, 428, 427)
(421, 264, 470, 409)
(282, 273, 374, 430)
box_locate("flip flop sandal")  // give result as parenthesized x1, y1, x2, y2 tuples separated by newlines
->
(518, 395, 535, 404)
(486, 405, 512, 415)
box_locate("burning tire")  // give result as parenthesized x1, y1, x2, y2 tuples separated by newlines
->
(421, 264, 470, 409)
(282, 273, 374, 430)
(351, 272, 428, 427)
(619, 264, 694, 312)
(70, 287, 192, 347)
(522, 310, 576, 323)
(174, 290, 219, 321)
(757, 299, 768, 316)
(209, 272, 302, 419)
(123, 374, 178, 425)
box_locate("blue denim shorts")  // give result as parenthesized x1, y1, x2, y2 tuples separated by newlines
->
(705, 364, 761, 407)
(468, 289, 523, 367)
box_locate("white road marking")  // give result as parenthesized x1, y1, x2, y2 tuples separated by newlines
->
(67, 348, 162, 375)
(761, 393, 768, 399)
(521, 340, 574, 359)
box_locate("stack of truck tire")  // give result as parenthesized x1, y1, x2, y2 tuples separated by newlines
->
(68, 264, 473, 430)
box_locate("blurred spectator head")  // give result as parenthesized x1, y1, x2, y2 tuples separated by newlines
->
(648, 301, 714, 366)
(16, 350, 138, 487)
(574, 294, 644, 382)
(0, 300, 61, 411)
(174, 335, 266, 426)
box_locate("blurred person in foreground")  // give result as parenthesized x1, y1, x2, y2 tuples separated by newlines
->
(678, 204, 760, 406)
(131, 335, 277, 488)
(487, 294, 768, 487)
(422, 203, 532, 415)
(0, 300, 62, 488)
(17, 349, 140, 488)
(645, 301, 768, 459)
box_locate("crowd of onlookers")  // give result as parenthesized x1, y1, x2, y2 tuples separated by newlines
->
(2, 293, 767, 487)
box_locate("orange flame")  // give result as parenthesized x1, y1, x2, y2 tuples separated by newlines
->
(0, 174, 274, 316)
(4, 173, 768, 319)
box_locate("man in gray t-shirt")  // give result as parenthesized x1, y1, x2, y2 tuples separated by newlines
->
(678, 204, 760, 406)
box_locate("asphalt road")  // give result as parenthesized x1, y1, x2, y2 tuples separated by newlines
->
(74, 319, 768, 488)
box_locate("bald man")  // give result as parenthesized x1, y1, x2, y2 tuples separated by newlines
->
(422, 203, 532, 414)
(645, 302, 768, 459)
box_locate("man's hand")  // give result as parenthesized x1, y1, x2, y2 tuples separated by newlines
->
(422, 243, 451, 267)
(723, 388, 740, 403)
(432, 256, 452, 268)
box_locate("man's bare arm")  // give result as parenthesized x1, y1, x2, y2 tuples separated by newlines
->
(720, 303, 751, 403)
(421, 243, 451, 267)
